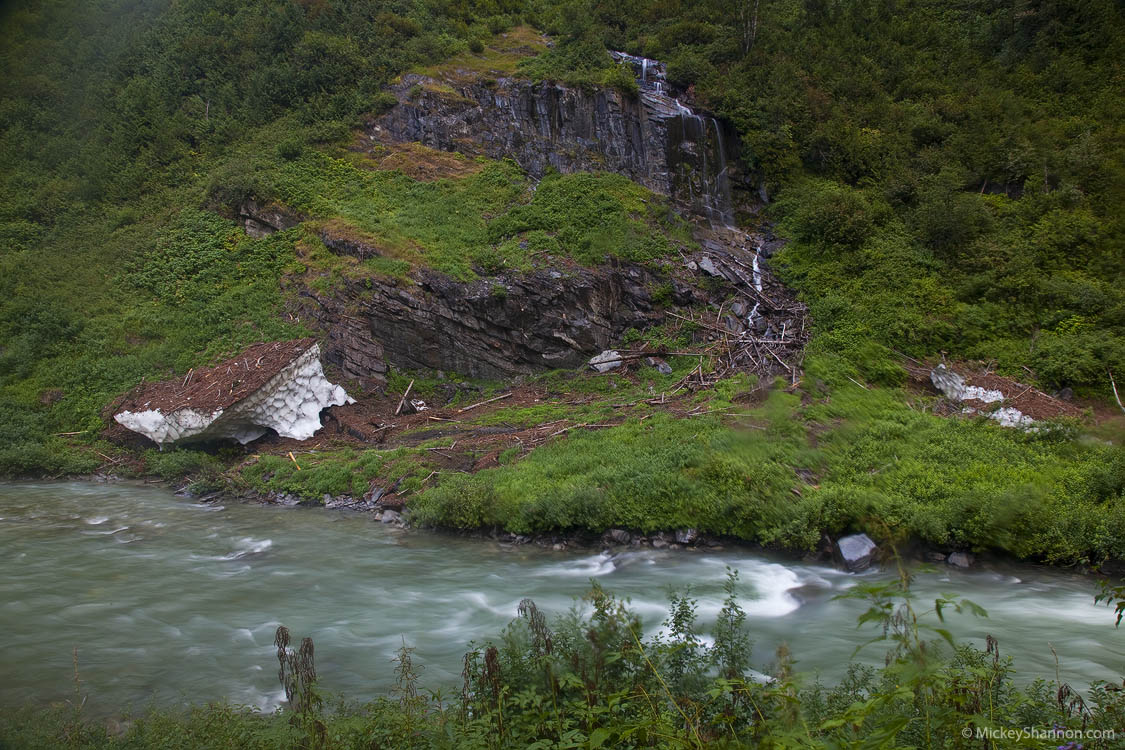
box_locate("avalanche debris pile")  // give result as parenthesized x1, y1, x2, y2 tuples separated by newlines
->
(113, 339, 352, 446)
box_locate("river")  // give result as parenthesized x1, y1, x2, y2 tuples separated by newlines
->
(0, 481, 1119, 717)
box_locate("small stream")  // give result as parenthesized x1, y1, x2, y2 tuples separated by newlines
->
(1, 482, 1120, 717)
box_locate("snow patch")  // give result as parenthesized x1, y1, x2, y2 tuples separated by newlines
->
(115, 344, 352, 446)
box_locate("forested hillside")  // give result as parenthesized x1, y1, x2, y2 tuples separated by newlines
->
(1, 0, 1122, 501)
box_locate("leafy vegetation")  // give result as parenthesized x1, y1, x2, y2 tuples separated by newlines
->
(239, 146, 690, 280)
(524, 0, 1125, 395)
(414, 359, 1125, 566)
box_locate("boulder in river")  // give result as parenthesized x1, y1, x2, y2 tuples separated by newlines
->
(837, 533, 878, 572)
(947, 551, 975, 569)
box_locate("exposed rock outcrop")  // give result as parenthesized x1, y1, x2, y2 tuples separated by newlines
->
(370, 74, 746, 223)
(239, 199, 303, 238)
(299, 259, 704, 381)
(113, 340, 352, 446)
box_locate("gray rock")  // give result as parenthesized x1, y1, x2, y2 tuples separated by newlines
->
(947, 551, 974, 569)
(380, 509, 402, 524)
(646, 356, 673, 375)
(697, 256, 721, 277)
(605, 528, 631, 545)
(376, 74, 742, 222)
(926, 551, 948, 564)
(837, 533, 878, 572)
(651, 537, 668, 549)
(674, 528, 698, 545)
(721, 315, 742, 333)
(239, 199, 303, 238)
(589, 350, 624, 373)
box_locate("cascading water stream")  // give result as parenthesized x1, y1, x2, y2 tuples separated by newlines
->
(613, 50, 761, 298)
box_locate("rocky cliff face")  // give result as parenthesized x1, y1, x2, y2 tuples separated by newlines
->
(299, 258, 705, 382)
(243, 69, 796, 388)
(371, 74, 746, 225)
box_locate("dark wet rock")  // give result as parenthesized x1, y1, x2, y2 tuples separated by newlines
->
(299, 260, 703, 381)
(720, 315, 742, 333)
(372, 74, 748, 222)
(837, 533, 878, 572)
(604, 528, 632, 545)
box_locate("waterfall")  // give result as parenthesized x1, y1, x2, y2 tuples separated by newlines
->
(611, 50, 737, 229)
(711, 117, 735, 226)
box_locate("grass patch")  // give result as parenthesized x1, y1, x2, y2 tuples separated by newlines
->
(414, 25, 549, 82)
(253, 148, 691, 281)
(237, 445, 445, 502)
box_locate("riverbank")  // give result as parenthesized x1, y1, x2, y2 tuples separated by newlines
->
(58, 350, 1124, 573)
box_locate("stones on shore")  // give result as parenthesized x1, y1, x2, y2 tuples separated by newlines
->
(836, 533, 878, 572)
(604, 528, 632, 545)
(674, 528, 699, 545)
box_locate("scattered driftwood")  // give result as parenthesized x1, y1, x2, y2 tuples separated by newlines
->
(458, 392, 513, 413)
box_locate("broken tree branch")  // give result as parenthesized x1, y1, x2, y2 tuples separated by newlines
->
(395, 379, 415, 416)
(458, 392, 512, 412)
